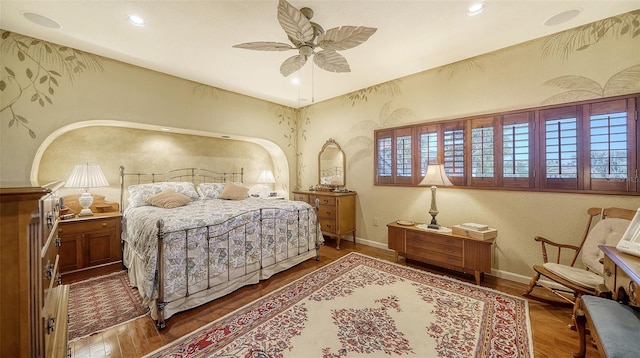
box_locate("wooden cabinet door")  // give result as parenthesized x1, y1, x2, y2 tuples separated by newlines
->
(58, 232, 82, 273)
(85, 229, 117, 267)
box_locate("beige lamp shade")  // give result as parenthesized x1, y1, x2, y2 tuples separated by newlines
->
(257, 169, 276, 184)
(65, 164, 109, 216)
(419, 164, 453, 229)
(419, 164, 453, 187)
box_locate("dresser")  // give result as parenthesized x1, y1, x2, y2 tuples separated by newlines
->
(387, 221, 494, 284)
(292, 190, 356, 249)
(0, 182, 69, 357)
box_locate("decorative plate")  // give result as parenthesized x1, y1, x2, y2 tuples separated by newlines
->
(396, 220, 414, 226)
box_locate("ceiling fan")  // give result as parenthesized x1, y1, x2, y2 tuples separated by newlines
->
(233, 0, 377, 77)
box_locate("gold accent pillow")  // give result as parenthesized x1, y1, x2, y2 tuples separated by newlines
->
(219, 182, 249, 200)
(146, 189, 192, 209)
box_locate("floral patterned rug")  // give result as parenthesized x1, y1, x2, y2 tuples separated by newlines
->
(146, 252, 534, 357)
(68, 271, 149, 341)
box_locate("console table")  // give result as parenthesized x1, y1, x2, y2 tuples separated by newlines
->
(387, 222, 494, 284)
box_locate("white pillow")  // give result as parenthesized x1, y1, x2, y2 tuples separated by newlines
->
(128, 182, 199, 208)
(197, 183, 226, 199)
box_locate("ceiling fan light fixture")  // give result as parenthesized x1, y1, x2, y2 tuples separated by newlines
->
(466, 2, 486, 17)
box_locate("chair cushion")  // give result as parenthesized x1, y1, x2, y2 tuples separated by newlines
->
(543, 262, 603, 290)
(581, 218, 631, 275)
(582, 295, 640, 357)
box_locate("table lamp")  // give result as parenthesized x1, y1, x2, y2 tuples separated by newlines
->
(419, 164, 453, 229)
(65, 163, 109, 216)
(257, 169, 276, 197)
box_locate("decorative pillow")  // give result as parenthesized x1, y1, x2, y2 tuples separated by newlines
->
(197, 183, 226, 199)
(145, 189, 192, 209)
(218, 182, 249, 200)
(128, 182, 199, 207)
(581, 217, 631, 275)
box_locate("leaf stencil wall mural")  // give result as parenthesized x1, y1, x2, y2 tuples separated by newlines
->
(343, 80, 401, 106)
(191, 83, 224, 100)
(437, 53, 496, 78)
(542, 64, 640, 104)
(541, 10, 640, 61)
(0, 31, 104, 138)
(272, 104, 309, 190)
(345, 101, 417, 167)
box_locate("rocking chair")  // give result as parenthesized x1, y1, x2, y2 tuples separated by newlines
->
(524, 207, 636, 304)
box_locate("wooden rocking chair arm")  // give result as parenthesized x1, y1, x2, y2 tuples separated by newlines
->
(534, 236, 581, 251)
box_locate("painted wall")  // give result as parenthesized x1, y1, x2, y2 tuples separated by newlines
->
(2, 11, 640, 283)
(295, 11, 640, 281)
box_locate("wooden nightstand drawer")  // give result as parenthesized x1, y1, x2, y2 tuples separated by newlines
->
(319, 218, 337, 234)
(312, 195, 336, 206)
(293, 193, 309, 203)
(317, 205, 336, 219)
(58, 216, 118, 234)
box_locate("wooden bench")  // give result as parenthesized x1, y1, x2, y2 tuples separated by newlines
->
(574, 295, 640, 357)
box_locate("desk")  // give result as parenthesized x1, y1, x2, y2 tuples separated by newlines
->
(601, 245, 640, 306)
(387, 222, 494, 285)
(574, 246, 640, 357)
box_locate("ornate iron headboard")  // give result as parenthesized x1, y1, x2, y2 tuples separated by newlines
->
(119, 166, 244, 212)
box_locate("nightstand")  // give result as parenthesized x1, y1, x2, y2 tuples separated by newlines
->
(58, 212, 122, 282)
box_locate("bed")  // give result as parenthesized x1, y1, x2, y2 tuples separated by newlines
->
(118, 166, 321, 328)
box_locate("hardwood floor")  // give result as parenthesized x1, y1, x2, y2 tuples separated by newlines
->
(69, 241, 598, 357)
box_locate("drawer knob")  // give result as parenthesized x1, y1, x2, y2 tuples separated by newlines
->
(604, 268, 612, 277)
(102, 223, 107, 228)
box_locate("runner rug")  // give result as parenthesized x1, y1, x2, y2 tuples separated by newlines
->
(68, 270, 149, 341)
(147, 252, 534, 357)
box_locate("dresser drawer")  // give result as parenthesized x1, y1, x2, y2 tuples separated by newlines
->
(58, 216, 118, 235)
(319, 218, 337, 234)
(311, 195, 336, 206)
(317, 205, 336, 219)
(293, 193, 309, 203)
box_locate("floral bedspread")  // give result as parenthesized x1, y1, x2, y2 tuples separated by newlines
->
(122, 198, 320, 302)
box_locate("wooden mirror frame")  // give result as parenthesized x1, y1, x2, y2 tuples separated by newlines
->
(318, 139, 346, 189)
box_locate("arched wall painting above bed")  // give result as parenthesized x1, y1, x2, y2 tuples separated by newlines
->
(35, 124, 284, 203)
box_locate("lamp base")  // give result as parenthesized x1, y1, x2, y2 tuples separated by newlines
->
(78, 208, 94, 217)
(78, 191, 94, 216)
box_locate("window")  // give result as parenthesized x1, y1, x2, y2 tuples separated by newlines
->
(374, 93, 638, 195)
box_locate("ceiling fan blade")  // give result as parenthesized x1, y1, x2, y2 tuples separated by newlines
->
(233, 42, 295, 51)
(277, 0, 314, 44)
(280, 54, 308, 77)
(313, 50, 350, 73)
(317, 26, 377, 51)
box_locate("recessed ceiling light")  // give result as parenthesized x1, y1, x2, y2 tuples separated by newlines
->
(466, 2, 486, 17)
(544, 9, 582, 26)
(291, 77, 301, 85)
(22, 11, 61, 29)
(159, 127, 171, 132)
(126, 14, 146, 27)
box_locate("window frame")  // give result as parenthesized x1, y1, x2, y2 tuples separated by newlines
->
(373, 93, 639, 196)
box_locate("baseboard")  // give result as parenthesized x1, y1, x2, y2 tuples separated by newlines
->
(354, 236, 393, 251)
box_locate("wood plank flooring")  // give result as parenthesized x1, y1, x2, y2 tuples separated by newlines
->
(69, 241, 598, 357)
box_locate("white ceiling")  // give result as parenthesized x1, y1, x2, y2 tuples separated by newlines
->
(1, 1, 639, 108)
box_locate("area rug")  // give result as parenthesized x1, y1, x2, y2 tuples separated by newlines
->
(146, 252, 534, 357)
(68, 270, 149, 341)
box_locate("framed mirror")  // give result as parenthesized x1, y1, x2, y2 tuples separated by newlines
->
(318, 139, 346, 188)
